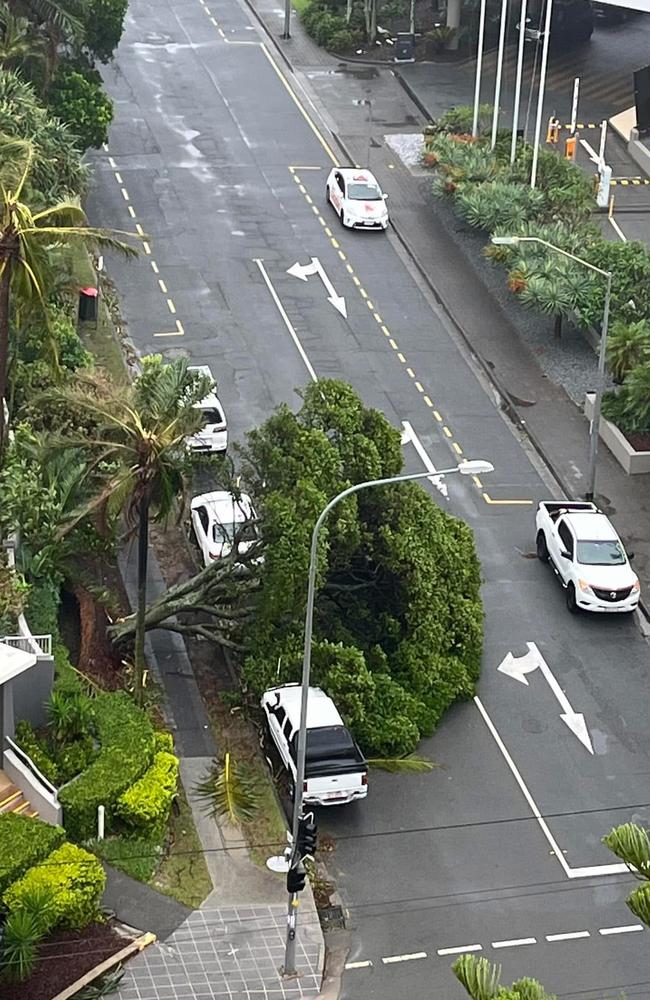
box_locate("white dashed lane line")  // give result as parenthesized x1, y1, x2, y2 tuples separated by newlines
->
(382, 952, 427, 965)
(345, 923, 644, 971)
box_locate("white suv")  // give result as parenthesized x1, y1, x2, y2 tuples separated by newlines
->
(186, 364, 227, 454)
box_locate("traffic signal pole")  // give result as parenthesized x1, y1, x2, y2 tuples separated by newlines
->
(281, 464, 494, 978)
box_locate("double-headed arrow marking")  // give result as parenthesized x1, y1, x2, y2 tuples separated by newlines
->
(287, 257, 347, 318)
(498, 642, 594, 754)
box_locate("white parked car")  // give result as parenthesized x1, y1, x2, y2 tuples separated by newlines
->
(190, 491, 260, 567)
(326, 167, 388, 230)
(535, 501, 640, 614)
(262, 684, 368, 806)
(186, 365, 227, 454)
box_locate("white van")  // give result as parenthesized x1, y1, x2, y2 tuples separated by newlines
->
(186, 365, 227, 454)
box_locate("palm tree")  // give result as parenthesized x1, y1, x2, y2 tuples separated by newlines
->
(603, 823, 650, 925)
(15, 0, 84, 84)
(0, 3, 46, 73)
(607, 319, 650, 384)
(0, 134, 136, 449)
(453, 954, 555, 1000)
(52, 357, 212, 703)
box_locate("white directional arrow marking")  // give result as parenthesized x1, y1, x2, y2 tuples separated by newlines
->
(287, 257, 347, 318)
(401, 421, 448, 499)
(498, 642, 594, 754)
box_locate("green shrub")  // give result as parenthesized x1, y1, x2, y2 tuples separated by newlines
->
(117, 751, 179, 834)
(0, 814, 65, 896)
(153, 731, 175, 754)
(23, 575, 60, 638)
(47, 60, 114, 151)
(3, 842, 105, 933)
(59, 692, 155, 840)
(300, 4, 352, 48)
(456, 181, 546, 231)
(52, 736, 98, 784)
(13, 721, 60, 786)
(434, 103, 494, 136)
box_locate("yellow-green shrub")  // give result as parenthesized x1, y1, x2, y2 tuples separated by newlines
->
(117, 751, 179, 833)
(3, 842, 105, 932)
(153, 731, 174, 754)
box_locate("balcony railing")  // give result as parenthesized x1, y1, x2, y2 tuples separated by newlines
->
(1, 633, 52, 658)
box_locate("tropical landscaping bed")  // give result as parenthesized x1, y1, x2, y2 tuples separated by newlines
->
(420, 104, 650, 473)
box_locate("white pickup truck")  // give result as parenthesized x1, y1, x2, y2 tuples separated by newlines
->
(261, 684, 368, 806)
(535, 501, 640, 614)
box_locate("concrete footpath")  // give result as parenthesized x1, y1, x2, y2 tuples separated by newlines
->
(245, 0, 650, 604)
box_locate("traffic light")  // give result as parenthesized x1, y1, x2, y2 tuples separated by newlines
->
(546, 116, 560, 144)
(287, 862, 307, 894)
(296, 818, 318, 860)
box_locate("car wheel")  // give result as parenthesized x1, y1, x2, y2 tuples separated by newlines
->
(566, 583, 579, 614)
(536, 530, 549, 562)
(326, 185, 330, 206)
(340, 209, 346, 228)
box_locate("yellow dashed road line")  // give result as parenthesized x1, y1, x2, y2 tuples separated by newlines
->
(167, 298, 176, 314)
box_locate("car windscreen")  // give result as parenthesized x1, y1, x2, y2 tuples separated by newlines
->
(201, 406, 224, 426)
(577, 539, 626, 565)
(212, 521, 257, 544)
(347, 183, 382, 201)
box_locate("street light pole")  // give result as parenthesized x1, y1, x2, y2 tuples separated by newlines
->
(491, 0, 509, 150)
(282, 460, 494, 977)
(472, 0, 488, 138)
(530, 0, 553, 189)
(283, 0, 291, 38)
(510, 0, 528, 164)
(491, 235, 612, 502)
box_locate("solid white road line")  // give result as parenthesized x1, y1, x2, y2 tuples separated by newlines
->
(437, 944, 482, 956)
(382, 952, 427, 964)
(253, 258, 318, 384)
(345, 960, 373, 969)
(599, 924, 644, 936)
(491, 937, 537, 949)
(473, 696, 572, 878)
(546, 930, 590, 942)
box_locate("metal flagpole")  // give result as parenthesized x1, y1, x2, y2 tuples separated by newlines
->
(472, 0, 488, 138)
(491, 0, 509, 150)
(530, 0, 553, 189)
(510, 0, 528, 163)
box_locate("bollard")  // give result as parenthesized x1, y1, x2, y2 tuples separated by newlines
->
(97, 804, 105, 841)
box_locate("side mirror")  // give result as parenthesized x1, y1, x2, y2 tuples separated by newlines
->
(560, 549, 571, 560)
(383, 193, 389, 200)
(628, 552, 635, 561)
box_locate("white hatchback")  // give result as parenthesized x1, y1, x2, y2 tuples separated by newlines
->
(186, 364, 227, 454)
(190, 491, 260, 567)
(326, 167, 388, 230)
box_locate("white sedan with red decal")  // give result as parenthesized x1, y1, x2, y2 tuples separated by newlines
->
(326, 167, 389, 231)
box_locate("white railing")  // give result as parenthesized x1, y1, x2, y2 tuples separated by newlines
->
(1, 633, 52, 658)
(5, 735, 59, 799)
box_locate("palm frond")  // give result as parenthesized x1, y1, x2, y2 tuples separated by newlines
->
(603, 822, 650, 877)
(452, 954, 501, 1000)
(194, 752, 263, 826)
(367, 755, 438, 773)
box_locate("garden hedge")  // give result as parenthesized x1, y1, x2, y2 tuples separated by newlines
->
(3, 841, 105, 932)
(59, 692, 155, 841)
(117, 751, 179, 834)
(0, 814, 65, 896)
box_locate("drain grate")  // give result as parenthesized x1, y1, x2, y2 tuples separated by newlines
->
(318, 905, 346, 931)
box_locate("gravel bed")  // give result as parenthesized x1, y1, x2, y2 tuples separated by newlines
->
(385, 132, 425, 169)
(387, 147, 614, 405)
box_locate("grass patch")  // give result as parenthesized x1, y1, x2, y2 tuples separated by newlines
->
(78, 297, 129, 386)
(240, 757, 288, 867)
(89, 834, 162, 882)
(150, 786, 212, 909)
(292, 0, 309, 12)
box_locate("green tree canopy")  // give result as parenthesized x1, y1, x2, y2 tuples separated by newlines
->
(239, 379, 484, 756)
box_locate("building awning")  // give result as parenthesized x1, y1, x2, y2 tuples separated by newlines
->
(0, 641, 38, 686)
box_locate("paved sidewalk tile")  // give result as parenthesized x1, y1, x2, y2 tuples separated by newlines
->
(116, 906, 322, 1000)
